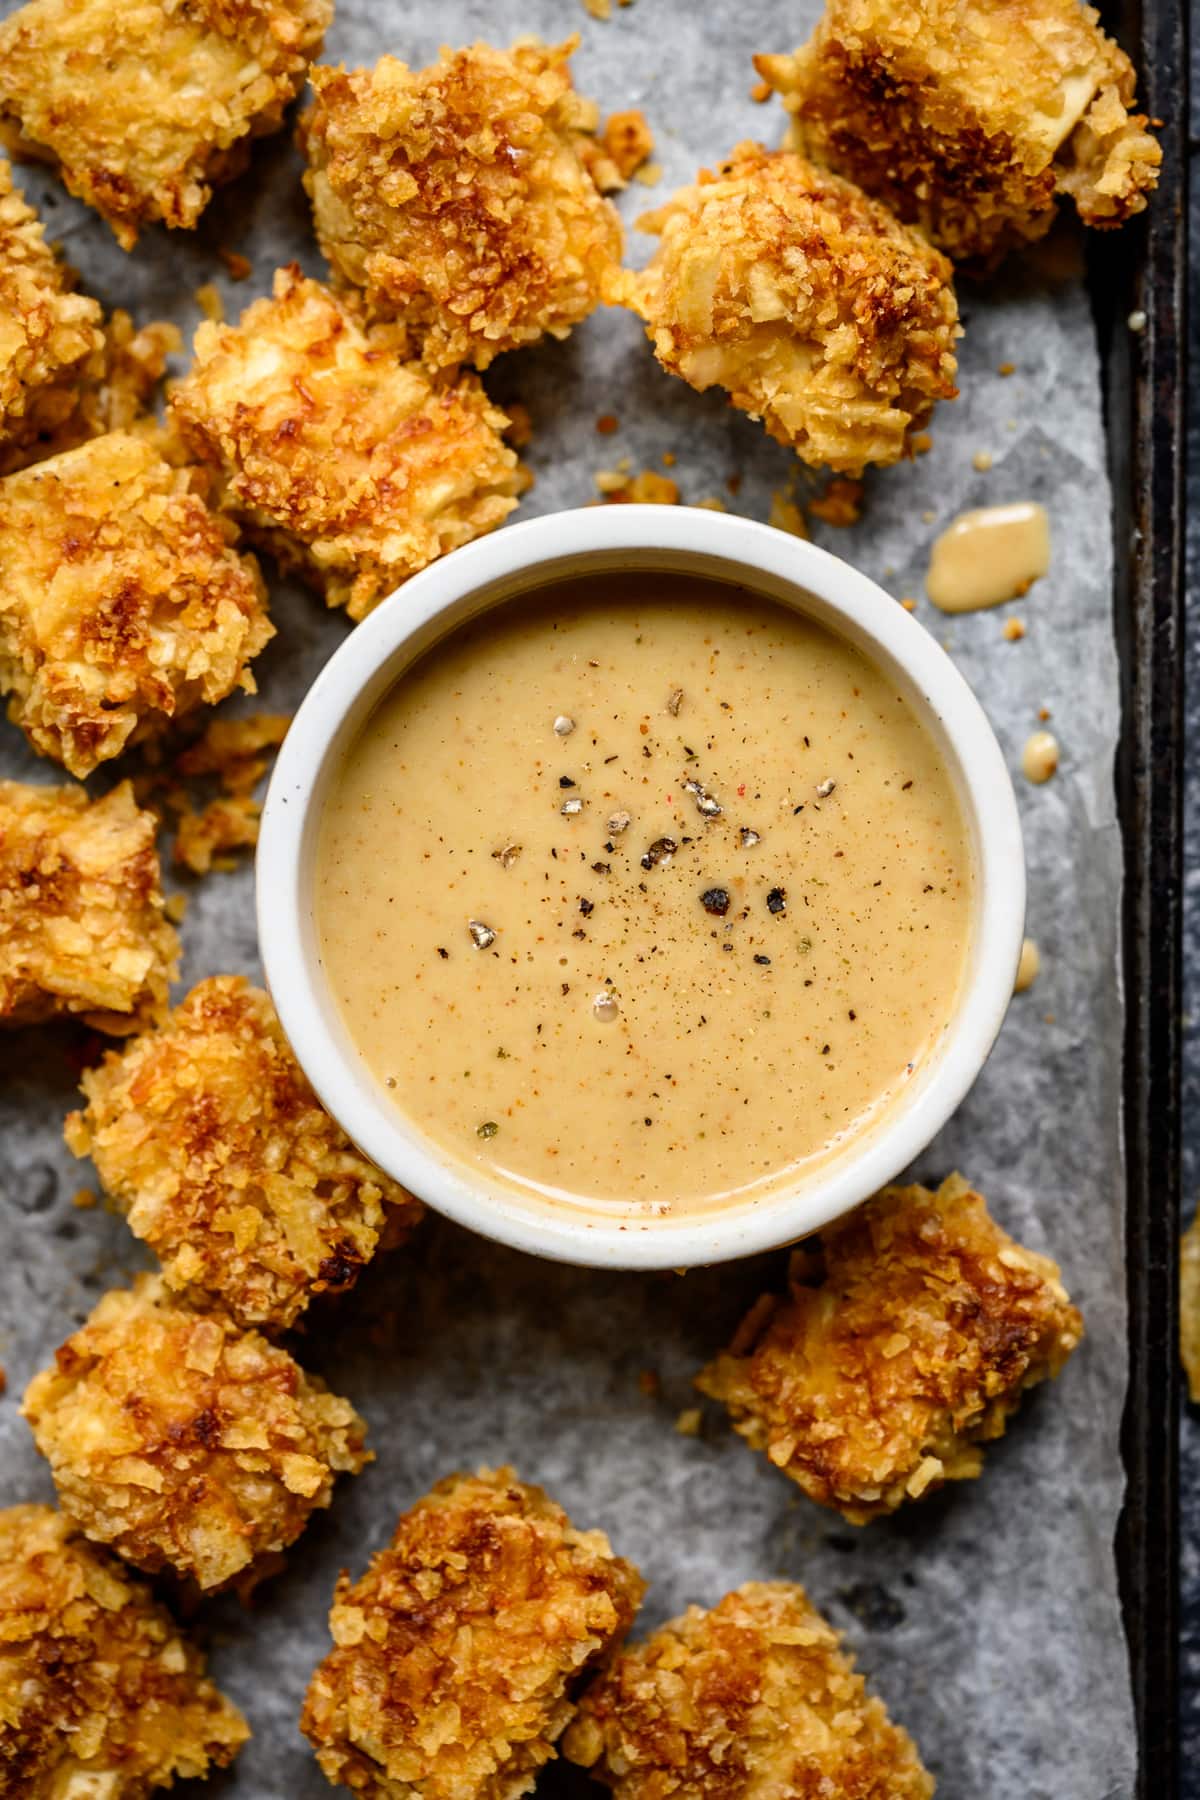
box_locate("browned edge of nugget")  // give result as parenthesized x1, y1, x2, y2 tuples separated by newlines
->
(0, 777, 179, 1032)
(0, 1502, 249, 1791)
(563, 1580, 935, 1800)
(301, 1466, 646, 1800)
(697, 1173, 1083, 1521)
(65, 974, 423, 1333)
(22, 1273, 371, 1592)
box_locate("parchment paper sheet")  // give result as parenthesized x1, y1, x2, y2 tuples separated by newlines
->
(0, 3, 1134, 1795)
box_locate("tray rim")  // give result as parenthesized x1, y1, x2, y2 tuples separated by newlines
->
(1094, 0, 1188, 1793)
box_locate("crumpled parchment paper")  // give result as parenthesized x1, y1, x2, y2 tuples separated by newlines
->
(0, 2, 1134, 1795)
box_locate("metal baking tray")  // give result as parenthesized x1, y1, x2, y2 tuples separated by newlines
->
(1097, 1, 1187, 1792)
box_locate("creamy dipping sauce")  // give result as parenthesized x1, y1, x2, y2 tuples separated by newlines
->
(926, 503, 1050, 614)
(316, 576, 972, 1216)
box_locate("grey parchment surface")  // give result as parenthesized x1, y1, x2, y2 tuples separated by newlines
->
(0, 3, 1134, 1796)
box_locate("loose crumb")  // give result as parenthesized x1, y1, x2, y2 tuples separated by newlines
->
(973, 450, 994, 471)
(998, 362, 1016, 376)
(768, 490, 809, 537)
(596, 413, 620, 435)
(71, 1188, 97, 1210)
(910, 431, 932, 455)
(1015, 937, 1040, 993)
(637, 1369, 660, 1398)
(583, 0, 612, 19)
(809, 477, 863, 526)
(597, 467, 679, 504)
(900, 597, 917, 611)
(750, 78, 773, 102)
(675, 1407, 702, 1436)
(195, 283, 224, 324)
(217, 248, 252, 281)
(1003, 618, 1026, 641)
(633, 161, 662, 187)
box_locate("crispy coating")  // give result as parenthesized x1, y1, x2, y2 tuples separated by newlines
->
(1182, 1211, 1200, 1405)
(65, 975, 423, 1332)
(756, 0, 1161, 264)
(0, 159, 103, 467)
(620, 144, 960, 475)
(22, 1273, 370, 1591)
(563, 1582, 934, 1800)
(0, 1503, 248, 1798)
(301, 1466, 645, 1800)
(697, 1174, 1083, 1522)
(171, 269, 528, 621)
(0, 779, 178, 1032)
(0, 430, 271, 776)
(0, 0, 332, 249)
(300, 38, 623, 370)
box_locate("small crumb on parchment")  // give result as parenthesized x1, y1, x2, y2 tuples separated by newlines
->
(596, 466, 678, 504)
(218, 247, 252, 281)
(195, 283, 224, 323)
(675, 1407, 703, 1437)
(900, 597, 918, 612)
(72, 1188, 98, 1210)
(910, 432, 932, 456)
(1003, 618, 1026, 641)
(809, 478, 863, 527)
(973, 450, 993, 472)
(582, 0, 611, 18)
(769, 491, 809, 537)
(638, 1369, 660, 1398)
(750, 78, 772, 102)
(634, 161, 663, 187)
(998, 361, 1016, 376)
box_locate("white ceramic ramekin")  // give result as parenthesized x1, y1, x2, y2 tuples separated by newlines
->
(257, 508, 1024, 1269)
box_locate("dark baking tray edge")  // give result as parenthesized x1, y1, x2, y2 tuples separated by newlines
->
(1092, 1, 1188, 1794)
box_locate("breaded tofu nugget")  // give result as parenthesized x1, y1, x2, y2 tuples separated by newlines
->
(0, 1503, 249, 1796)
(65, 975, 423, 1333)
(171, 269, 527, 621)
(563, 1581, 933, 1800)
(0, 779, 178, 1032)
(756, 0, 1161, 264)
(0, 0, 332, 249)
(300, 38, 623, 370)
(0, 159, 103, 469)
(0, 431, 271, 776)
(620, 144, 959, 475)
(23, 1273, 370, 1591)
(697, 1174, 1083, 1522)
(301, 1467, 645, 1800)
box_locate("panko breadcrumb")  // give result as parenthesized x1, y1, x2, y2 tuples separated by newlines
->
(23, 1273, 370, 1591)
(0, 779, 178, 1032)
(563, 1581, 934, 1800)
(1182, 1212, 1200, 1404)
(171, 269, 527, 621)
(300, 38, 623, 370)
(66, 975, 423, 1332)
(619, 144, 959, 475)
(0, 0, 332, 249)
(134, 710, 290, 875)
(0, 430, 271, 776)
(756, 0, 1161, 264)
(301, 1466, 645, 1800)
(0, 1503, 249, 1797)
(0, 159, 103, 469)
(697, 1174, 1083, 1522)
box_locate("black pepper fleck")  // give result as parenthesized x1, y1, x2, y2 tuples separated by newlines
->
(559, 775, 576, 788)
(767, 887, 787, 915)
(754, 954, 771, 965)
(579, 898, 594, 916)
(701, 886, 731, 916)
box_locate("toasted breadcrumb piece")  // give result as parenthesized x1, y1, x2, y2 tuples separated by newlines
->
(0, 1504, 249, 1797)
(618, 144, 959, 476)
(0, 0, 332, 249)
(0, 159, 103, 469)
(137, 710, 291, 874)
(171, 269, 527, 622)
(23, 1273, 370, 1592)
(756, 0, 1161, 264)
(587, 109, 656, 191)
(0, 779, 178, 1032)
(0, 431, 271, 776)
(563, 1581, 933, 1800)
(302, 1467, 644, 1800)
(300, 38, 623, 370)
(1182, 1212, 1200, 1404)
(698, 1174, 1082, 1522)
(809, 475, 864, 526)
(65, 976, 423, 1333)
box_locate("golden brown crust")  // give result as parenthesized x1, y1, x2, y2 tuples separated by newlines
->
(300, 38, 623, 370)
(171, 268, 528, 621)
(301, 1467, 646, 1800)
(0, 1503, 249, 1797)
(65, 975, 423, 1332)
(756, 0, 1161, 264)
(0, 430, 271, 776)
(0, 778, 178, 1032)
(697, 1174, 1083, 1522)
(1182, 1211, 1200, 1405)
(0, 159, 103, 465)
(621, 143, 959, 476)
(562, 1581, 934, 1800)
(0, 0, 332, 248)
(22, 1273, 370, 1591)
